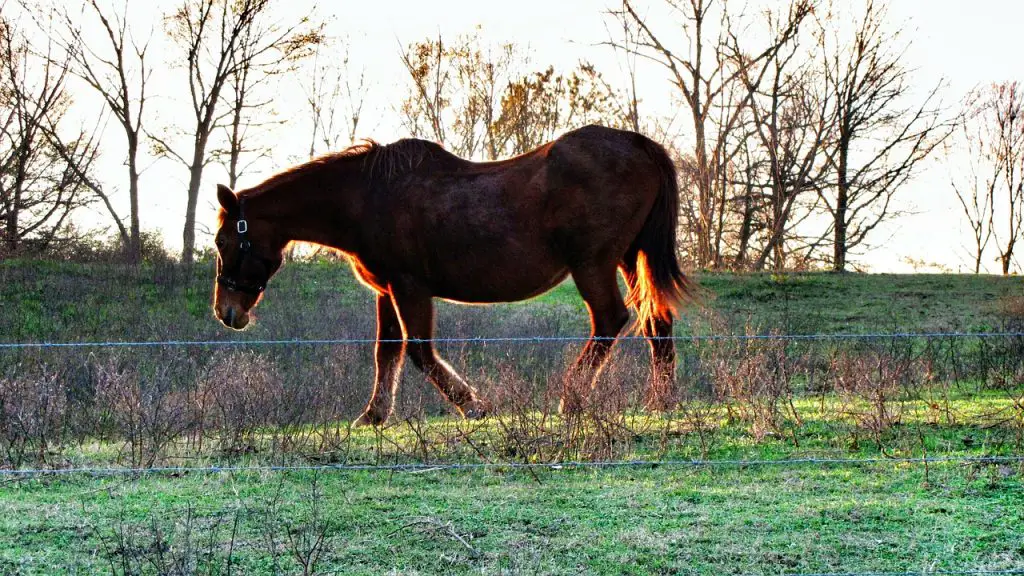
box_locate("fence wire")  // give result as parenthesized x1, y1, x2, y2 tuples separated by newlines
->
(2, 330, 1022, 477)
(3, 454, 1022, 478)
(1, 330, 1022, 349)
(739, 571, 1024, 576)
(3, 333, 1022, 574)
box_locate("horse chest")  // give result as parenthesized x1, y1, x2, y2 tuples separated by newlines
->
(348, 257, 389, 293)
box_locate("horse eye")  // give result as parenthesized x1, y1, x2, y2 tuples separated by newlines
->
(215, 237, 225, 248)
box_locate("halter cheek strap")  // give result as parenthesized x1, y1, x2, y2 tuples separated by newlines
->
(236, 198, 251, 251)
(217, 198, 266, 296)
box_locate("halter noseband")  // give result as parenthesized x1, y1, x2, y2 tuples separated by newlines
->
(216, 198, 267, 296)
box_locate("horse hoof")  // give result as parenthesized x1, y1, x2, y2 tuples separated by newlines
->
(353, 411, 387, 427)
(460, 398, 492, 420)
(644, 387, 678, 413)
(643, 398, 677, 413)
(558, 398, 585, 416)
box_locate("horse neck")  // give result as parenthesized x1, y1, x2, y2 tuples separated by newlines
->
(246, 165, 364, 252)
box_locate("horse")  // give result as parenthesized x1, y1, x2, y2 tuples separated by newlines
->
(212, 124, 694, 426)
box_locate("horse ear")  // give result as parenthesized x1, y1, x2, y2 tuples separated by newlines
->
(217, 184, 238, 215)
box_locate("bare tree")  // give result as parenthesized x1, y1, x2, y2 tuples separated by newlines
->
(613, 0, 814, 269)
(305, 37, 369, 158)
(952, 82, 1024, 275)
(399, 35, 454, 150)
(948, 95, 996, 274)
(399, 33, 519, 160)
(817, 0, 953, 272)
(154, 0, 316, 265)
(0, 10, 99, 256)
(400, 33, 629, 163)
(985, 82, 1024, 275)
(217, 9, 321, 188)
(730, 16, 829, 271)
(494, 63, 628, 157)
(602, 6, 644, 133)
(59, 0, 151, 263)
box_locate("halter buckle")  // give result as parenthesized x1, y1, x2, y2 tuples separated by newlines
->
(237, 219, 248, 234)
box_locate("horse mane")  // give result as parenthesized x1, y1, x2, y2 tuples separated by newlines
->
(365, 138, 458, 184)
(238, 138, 459, 202)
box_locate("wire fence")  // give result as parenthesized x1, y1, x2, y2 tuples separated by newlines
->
(3, 331, 1023, 575)
(2, 455, 1023, 479)
(2, 330, 1023, 349)
(311, 559, 1024, 575)
(740, 571, 1024, 576)
(2, 328, 1023, 472)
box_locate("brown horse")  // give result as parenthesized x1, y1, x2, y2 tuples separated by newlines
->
(212, 124, 693, 426)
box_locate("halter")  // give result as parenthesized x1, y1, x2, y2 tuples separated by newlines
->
(216, 198, 267, 296)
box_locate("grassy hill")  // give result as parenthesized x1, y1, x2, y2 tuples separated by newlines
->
(1, 258, 1020, 343)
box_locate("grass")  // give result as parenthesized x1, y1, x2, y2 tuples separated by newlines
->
(1, 258, 1023, 573)
(1, 259, 1021, 344)
(2, 389, 1024, 574)
(10, 387, 1024, 469)
(691, 272, 1022, 334)
(2, 448, 1022, 573)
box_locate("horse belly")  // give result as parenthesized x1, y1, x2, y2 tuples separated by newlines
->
(431, 257, 568, 304)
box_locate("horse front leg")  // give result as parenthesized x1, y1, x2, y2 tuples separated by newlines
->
(390, 285, 491, 419)
(354, 293, 406, 426)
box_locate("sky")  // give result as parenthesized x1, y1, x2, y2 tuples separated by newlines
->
(27, 0, 1024, 273)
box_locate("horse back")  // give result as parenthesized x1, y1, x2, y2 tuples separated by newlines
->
(360, 125, 666, 302)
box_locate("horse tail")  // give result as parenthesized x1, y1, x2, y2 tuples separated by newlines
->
(624, 137, 695, 329)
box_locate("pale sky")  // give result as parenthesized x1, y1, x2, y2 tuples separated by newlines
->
(30, 0, 1024, 273)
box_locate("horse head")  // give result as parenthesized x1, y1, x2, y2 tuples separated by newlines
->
(212, 184, 285, 330)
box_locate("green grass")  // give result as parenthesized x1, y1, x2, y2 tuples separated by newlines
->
(691, 272, 1022, 335)
(2, 390, 1024, 574)
(2, 447, 1022, 573)
(1, 259, 1021, 344)
(2, 259, 1023, 574)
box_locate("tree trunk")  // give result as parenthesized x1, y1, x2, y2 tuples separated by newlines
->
(1001, 239, 1015, 275)
(833, 184, 848, 272)
(734, 181, 754, 269)
(4, 203, 17, 252)
(693, 118, 713, 269)
(127, 134, 141, 264)
(832, 135, 850, 272)
(7, 142, 29, 252)
(228, 107, 242, 189)
(181, 135, 207, 266)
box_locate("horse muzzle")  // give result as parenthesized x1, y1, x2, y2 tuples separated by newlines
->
(216, 304, 250, 330)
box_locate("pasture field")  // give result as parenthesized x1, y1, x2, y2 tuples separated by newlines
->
(1, 258, 1021, 342)
(1, 259, 1023, 574)
(1, 396, 1023, 575)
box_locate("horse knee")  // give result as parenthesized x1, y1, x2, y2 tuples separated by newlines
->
(407, 342, 436, 372)
(598, 305, 630, 337)
(376, 339, 404, 358)
(613, 306, 630, 333)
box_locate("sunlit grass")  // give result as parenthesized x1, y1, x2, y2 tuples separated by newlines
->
(2, 440, 1021, 574)
(3, 260, 1022, 343)
(2, 261, 1023, 573)
(10, 386, 1018, 474)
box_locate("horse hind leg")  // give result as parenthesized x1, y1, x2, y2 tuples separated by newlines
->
(561, 266, 630, 414)
(642, 315, 677, 411)
(620, 261, 677, 411)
